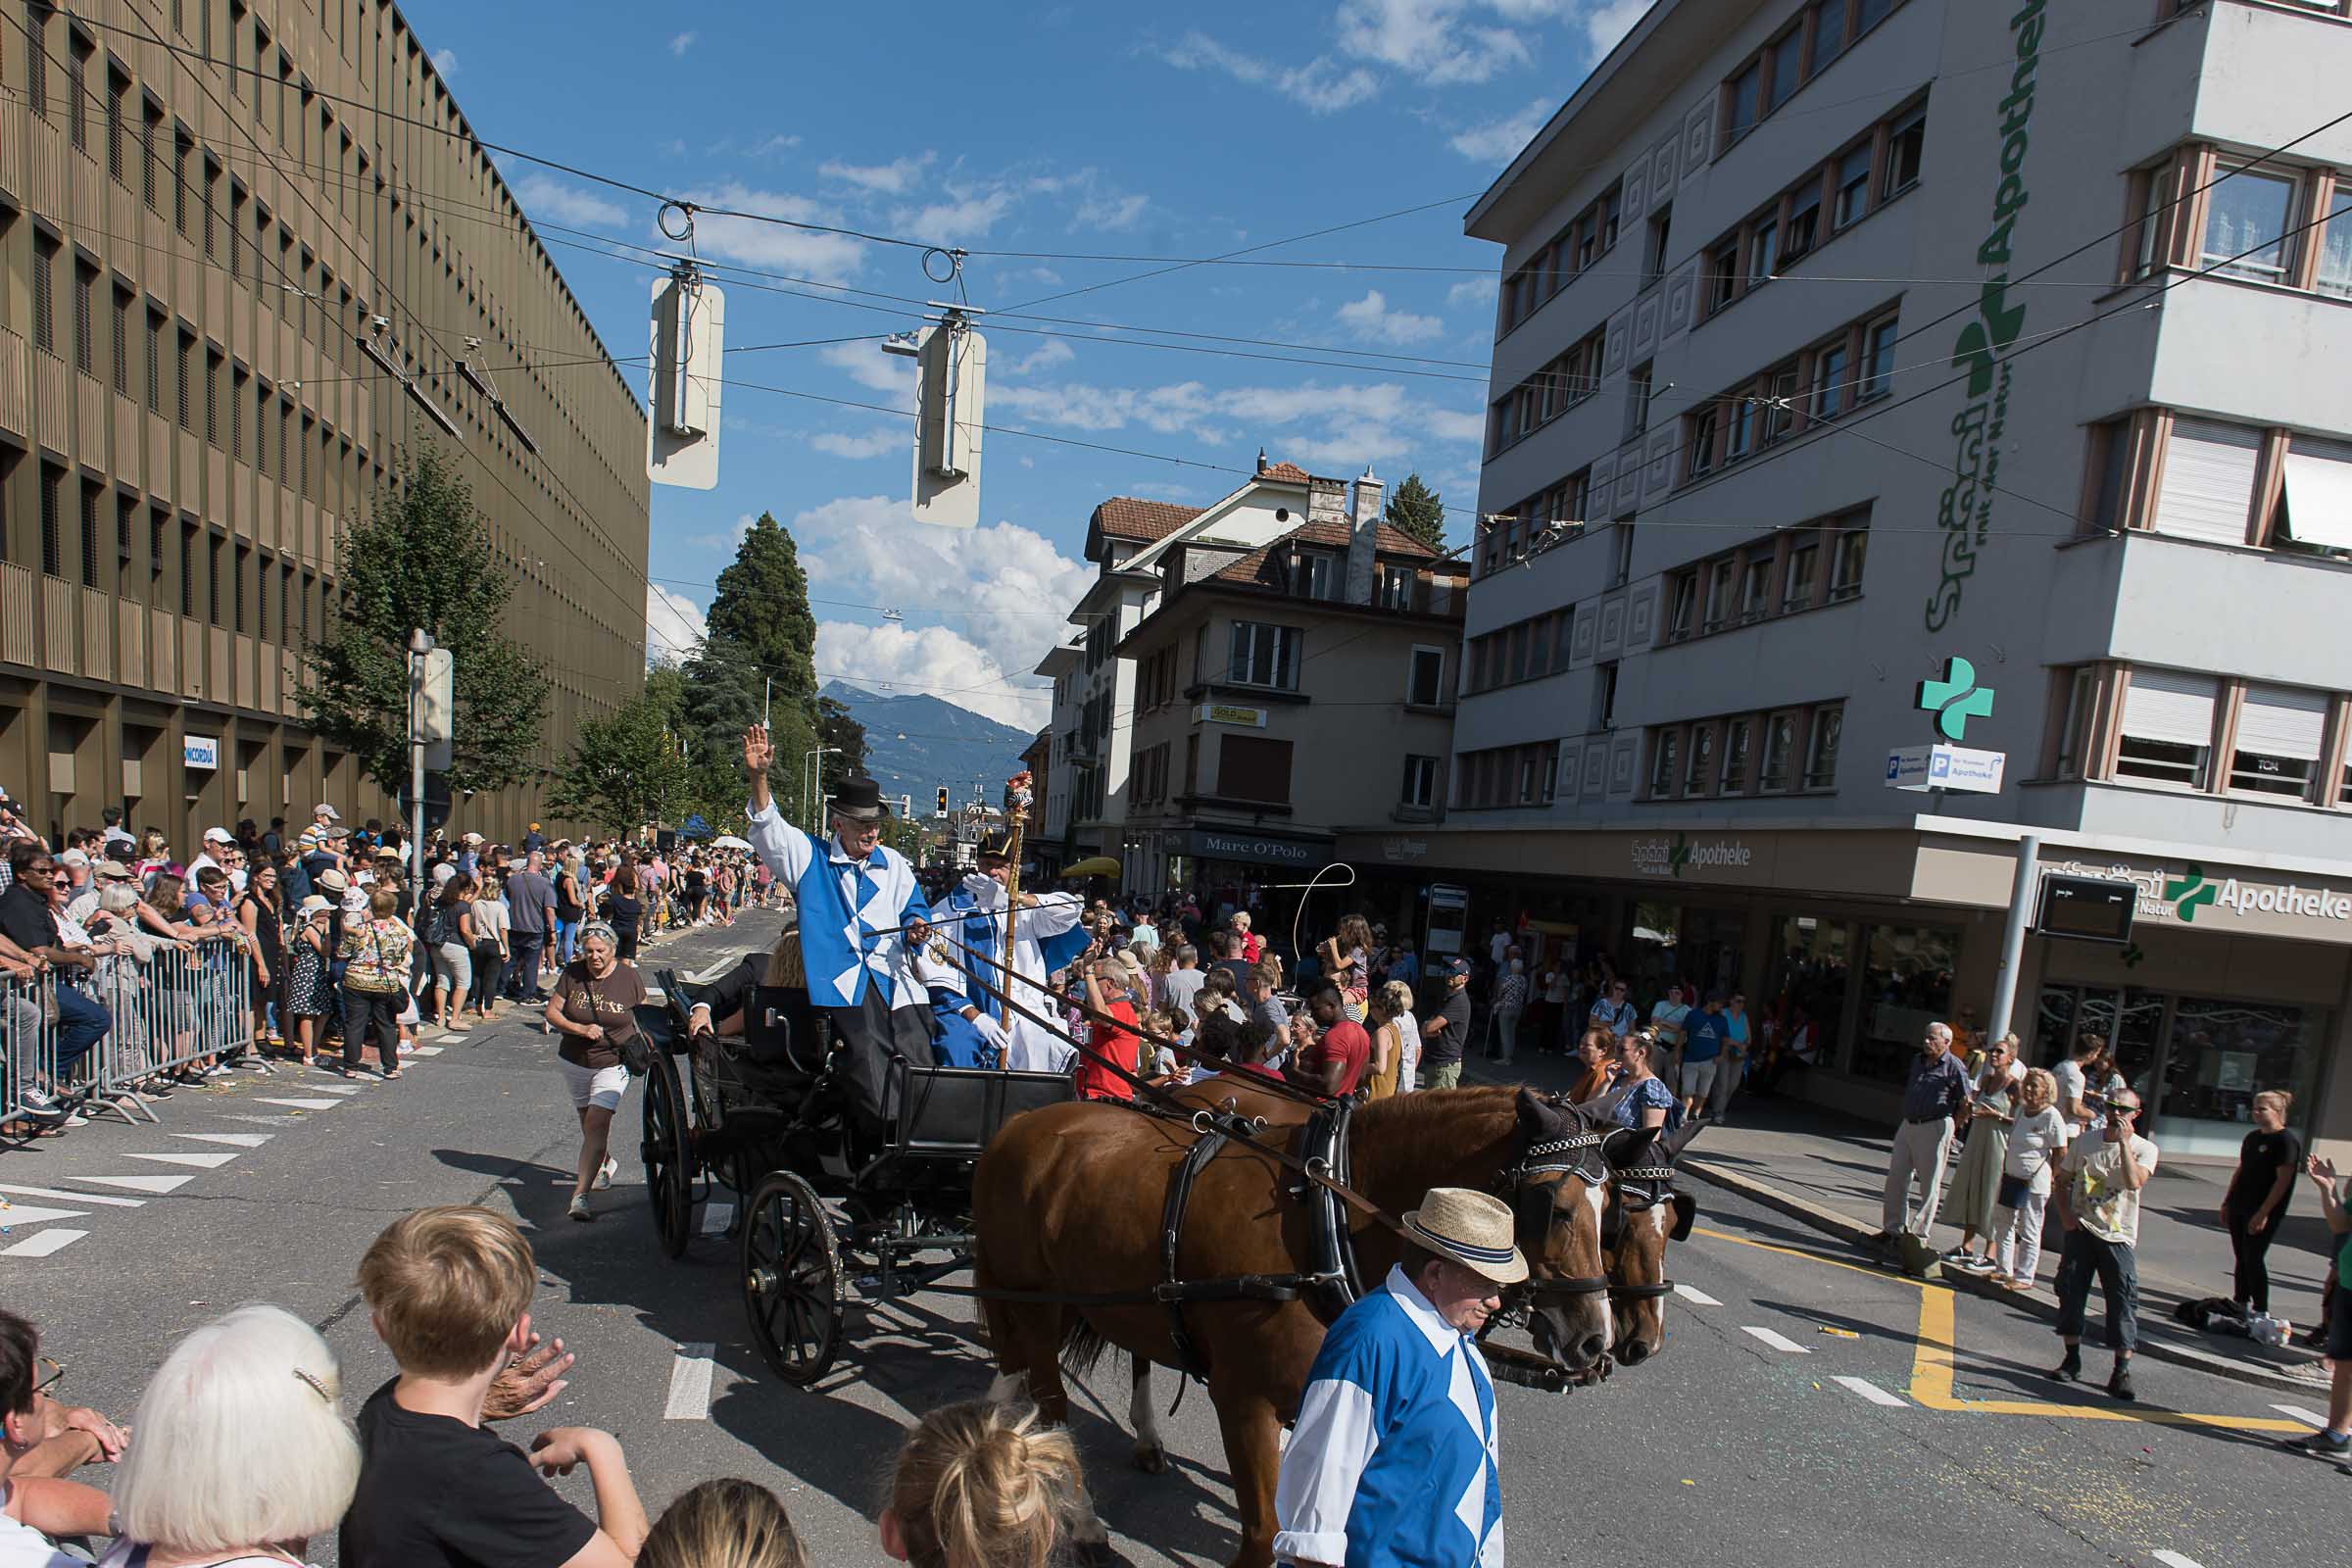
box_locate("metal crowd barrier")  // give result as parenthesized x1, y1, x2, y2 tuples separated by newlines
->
(2, 942, 256, 1136)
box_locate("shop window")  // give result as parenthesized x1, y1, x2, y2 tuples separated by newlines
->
(2115, 668, 2217, 787)
(2203, 167, 2297, 282)
(2228, 683, 2327, 798)
(1721, 716, 1753, 793)
(1802, 704, 1842, 789)
(1759, 712, 1796, 791)
(1848, 924, 1959, 1085)
(1216, 735, 1292, 805)
(2155, 997, 2322, 1156)
(1767, 913, 1850, 1072)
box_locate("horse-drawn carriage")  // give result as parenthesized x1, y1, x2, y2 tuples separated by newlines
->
(632, 962, 1072, 1384)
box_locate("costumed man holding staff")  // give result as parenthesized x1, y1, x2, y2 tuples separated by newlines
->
(934, 787, 1091, 1073)
(742, 723, 934, 1126)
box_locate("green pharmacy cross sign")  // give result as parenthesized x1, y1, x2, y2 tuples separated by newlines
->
(1917, 656, 1995, 742)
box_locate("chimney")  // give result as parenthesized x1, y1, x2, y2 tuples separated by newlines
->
(1256, 446, 1269, 475)
(1345, 466, 1384, 605)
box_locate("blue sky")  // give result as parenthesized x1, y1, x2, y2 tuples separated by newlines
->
(401, 1, 1645, 729)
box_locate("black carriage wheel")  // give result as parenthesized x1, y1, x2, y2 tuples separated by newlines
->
(640, 1051, 693, 1259)
(741, 1170, 843, 1385)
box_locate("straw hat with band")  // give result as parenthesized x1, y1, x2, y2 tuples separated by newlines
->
(1401, 1187, 1528, 1286)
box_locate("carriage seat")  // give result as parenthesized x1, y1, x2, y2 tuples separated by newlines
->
(885, 1058, 1074, 1160)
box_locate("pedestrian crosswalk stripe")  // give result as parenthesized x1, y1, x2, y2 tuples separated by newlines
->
(222, 1114, 305, 1127)
(255, 1098, 344, 1110)
(1741, 1326, 1810, 1353)
(663, 1343, 718, 1420)
(173, 1132, 271, 1147)
(301, 1085, 366, 1097)
(410, 1046, 445, 1056)
(2272, 1403, 2328, 1428)
(67, 1173, 197, 1195)
(0, 1203, 91, 1227)
(0, 1183, 145, 1208)
(1672, 1284, 1721, 1305)
(0, 1229, 87, 1257)
(1833, 1375, 1908, 1407)
(125, 1152, 239, 1169)
(2151, 1552, 2205, 1568)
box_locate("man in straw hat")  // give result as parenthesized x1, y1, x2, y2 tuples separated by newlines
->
(742, 723, 935, 1127)
(1275, 1188, 1515, 1568)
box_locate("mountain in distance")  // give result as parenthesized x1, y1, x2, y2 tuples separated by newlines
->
(821, 681, 1035, 810)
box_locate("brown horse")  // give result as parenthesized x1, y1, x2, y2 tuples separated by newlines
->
(971, 1082, 1619, 1568)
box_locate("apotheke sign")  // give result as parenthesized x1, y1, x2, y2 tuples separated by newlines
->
(1632, 834, 1753, 879)
(2041, 858, 2352, 930)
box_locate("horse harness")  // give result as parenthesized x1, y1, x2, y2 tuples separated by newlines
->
(1597, 1145, 1685, 1302)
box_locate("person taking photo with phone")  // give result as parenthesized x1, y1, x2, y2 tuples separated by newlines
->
(2047, 1086, 2158, 1401)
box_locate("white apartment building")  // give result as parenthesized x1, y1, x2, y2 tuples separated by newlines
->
(1335, 0, 2352, 1154)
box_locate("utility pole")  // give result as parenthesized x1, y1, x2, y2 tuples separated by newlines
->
(408, 627, 429, 887)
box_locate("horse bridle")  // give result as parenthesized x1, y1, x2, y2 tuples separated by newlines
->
(1497, 1125, 1614, 1303)
(1598, 1142, 1681, 1302)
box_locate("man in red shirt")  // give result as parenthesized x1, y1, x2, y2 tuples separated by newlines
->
(1076, 958, 1141, 1102)
(1291, 981, 1371, 1097)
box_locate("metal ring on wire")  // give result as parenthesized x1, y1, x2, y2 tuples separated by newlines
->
(922, 246, 963, 285)
(658, 201, 698, 244)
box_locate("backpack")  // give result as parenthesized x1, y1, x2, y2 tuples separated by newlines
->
(424, 903, 450, 947)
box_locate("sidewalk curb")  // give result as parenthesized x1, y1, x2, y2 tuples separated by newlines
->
(1680, 1155, 2330, 1396)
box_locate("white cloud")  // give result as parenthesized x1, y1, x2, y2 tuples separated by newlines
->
(1004, 338, 1076, 376)
(1335, 0, 1529, 83)
(511, 172, 629, 229)
(820, 340, 912, 400)
(678, 182, 867, 283)
(1446, 275, 1500, 309)
(1450, 96, 1554, 162)
(1581, 0, 1648, 54)
(668, 30, 698, 55)
(995, 372, 1480, 475)
(1074, 190, 1151, 232)
(815, 622, 1050, 731)
(749, 133, 802, 157)
(430, 47, 458, 76)
(809, 427, 904, 460)
(1160, 32, 1379, 114)
(817, 151, 937, 195)
(893, 187, 1018, 242)
(1335, 289, 1446, 345)
(647, 585, 708, 664)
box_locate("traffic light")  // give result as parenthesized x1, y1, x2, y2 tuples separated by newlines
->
(936, 786, 949, 815)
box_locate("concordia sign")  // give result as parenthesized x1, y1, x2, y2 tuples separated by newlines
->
(1925, 0, 2045, 633)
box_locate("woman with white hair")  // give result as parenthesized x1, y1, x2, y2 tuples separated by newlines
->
(545, 921, 646, 1222)
(100, 1302, 360, 1566)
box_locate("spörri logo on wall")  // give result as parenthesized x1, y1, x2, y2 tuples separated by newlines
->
(1631, 834, 1752, 879)
(1924, 0, 2045, 634)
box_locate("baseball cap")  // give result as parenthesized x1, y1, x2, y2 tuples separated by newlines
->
(94, 858, 133, 879)
(202, 826, 233, 844)
(430, 862, 458, 885)
(1448, 958, 1472, 977)
(58, 848, 89, 869)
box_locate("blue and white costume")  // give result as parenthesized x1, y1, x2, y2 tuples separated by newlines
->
(936, 873, 1089, 1073)
(1274, 1264, 1504, 1568)
(917, 949, 1001, 1069)
(744, 800, 930, 1009)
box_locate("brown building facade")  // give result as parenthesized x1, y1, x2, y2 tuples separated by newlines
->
(0, 0, 648, 849)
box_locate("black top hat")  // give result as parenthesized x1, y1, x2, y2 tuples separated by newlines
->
(829, 776, 889, 821)
(977, 830, 1018, 861)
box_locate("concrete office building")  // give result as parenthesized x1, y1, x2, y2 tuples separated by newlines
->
(0, 0, 649, 851)
(1337, 0, 2352, 1155)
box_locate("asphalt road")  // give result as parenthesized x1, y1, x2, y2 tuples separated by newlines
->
(5, 908, 2337, 1568)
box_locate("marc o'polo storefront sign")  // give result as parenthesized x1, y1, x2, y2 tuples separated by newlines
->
(1184, 828, 1327, 868)
(2040, 856, 2352, 942)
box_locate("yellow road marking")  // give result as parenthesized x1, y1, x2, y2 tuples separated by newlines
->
(1695, 1225, 2304, 1433)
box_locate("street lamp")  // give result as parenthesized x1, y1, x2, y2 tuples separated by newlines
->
(803, 746, 843, 834)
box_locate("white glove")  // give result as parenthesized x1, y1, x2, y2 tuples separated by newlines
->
(969, 1011, 1011, 1055)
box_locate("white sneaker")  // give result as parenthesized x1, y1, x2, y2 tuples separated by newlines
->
(567, 1195, 593, 1222)
(595, 1156, 617, 1191)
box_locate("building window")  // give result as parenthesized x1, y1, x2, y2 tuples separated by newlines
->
(1666, 572, 1696, 640)
(66, 34, 87, 150)
(1832, 143, 1873, 230)
(1725, 61, 1760, 144)
(38, 465, 62, 578)
(1228, 621, 1300, 689)
(2317, 182, 2352, 298)
(1829, 518, 1868, 599)
(25, 2, 47, 119)
(2150, 416, 2259, 545)
(1812, 337, 1849, 420)
(1784, 185, 1823, 264)
(1883, 110, 1926, 199)
(175, 331, 193, 430)
(2052, 666, 2096, 779)
(1595, 661, 1619, 729)
(111, 285, 130, 396)
(1216, 735, 1293, 805)
(1759, 712, 1796, 791)
(1858, 317, 1896, 401)
(1401, 755, 1440, 808)
(105, 65, 128, 183)
(1684, 723, 1716, 798)
(1703, 558, 1736, 631)
(72, 261, 95, 375)
(1407, 646, 1446, 707)
(1764, 25, 1804, 114)
(2276, 434, 2352, 556)
(1379, 564, 1413, 610)
(1747, 217, 1779, 287)
(1643, 203, 1673, 283)
(1803, 705, 1842, 789)
(30, 236, 56, 356)
(1783, 539, 1820, 611)
(1726, 397, 1754, 463)
(1810, 1, 1846, 73)
(1761, 366, 1798, 443)
(1649, 729, 1681, 798)
(2229, 684, 2327, 799)
(1612, 518, 1637, 587)
(1627, 361, 1654, 440)
(2130, 165, 2172, 282)
(1722, 717, 1753, 794)
(2116, 668, 2217, 788)
(2203, 167, 2297, 281)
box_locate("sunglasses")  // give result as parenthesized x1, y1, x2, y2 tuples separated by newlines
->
(31, 1357, 63, 1398)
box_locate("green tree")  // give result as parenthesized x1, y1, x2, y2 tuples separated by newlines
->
(1384, 472, 1447, 553)
(706, 513, 819, 718)
(544, 688, 692, 836)
(818, 695, 869, 777)
(301, 445, 550, 796)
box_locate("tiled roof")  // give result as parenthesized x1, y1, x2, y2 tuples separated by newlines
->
(1258, 461, 1313, 483)
(1204, 517, 1441, 587)
(1091, 496, 1204, 542)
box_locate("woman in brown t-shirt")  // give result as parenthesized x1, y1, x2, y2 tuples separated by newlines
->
(544, 920, 646, 1222)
